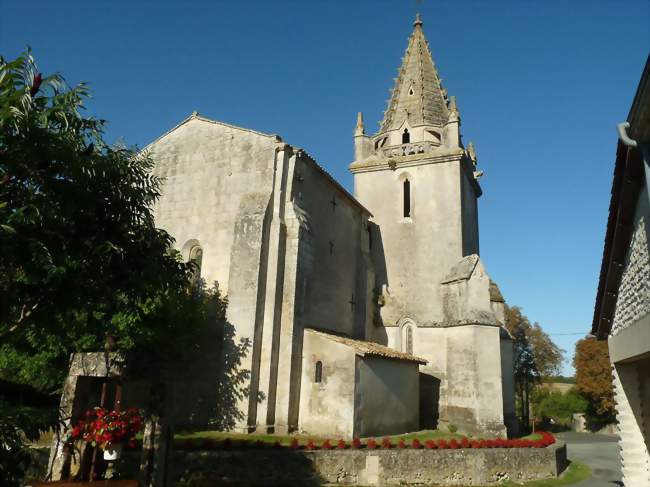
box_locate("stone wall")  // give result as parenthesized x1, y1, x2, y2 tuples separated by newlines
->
(169, 444, 567, 486)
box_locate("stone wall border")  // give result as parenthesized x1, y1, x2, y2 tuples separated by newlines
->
(170, 442, 568, 486)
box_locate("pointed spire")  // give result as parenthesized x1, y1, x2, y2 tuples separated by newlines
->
(355, 111, 365, 136)
(379, 16, 449, 132)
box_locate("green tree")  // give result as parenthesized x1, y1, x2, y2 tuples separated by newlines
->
(0, 51, 203, 391)
(573, 337, 615, 426)
(0, 51, 226, 485)
(504, 305, 564, 429)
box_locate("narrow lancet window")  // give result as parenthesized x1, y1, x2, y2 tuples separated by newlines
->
(402, 128, 410, 143)
(315, 361, 323, 383)
(189, 245, 203, 285)
(405, 326, 413, 354)
(403, 179, 411, 218)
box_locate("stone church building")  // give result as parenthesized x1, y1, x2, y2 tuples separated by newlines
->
(146, 16, 516, 439)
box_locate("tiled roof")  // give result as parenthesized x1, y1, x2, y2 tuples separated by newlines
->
(305, 328, 427, 364)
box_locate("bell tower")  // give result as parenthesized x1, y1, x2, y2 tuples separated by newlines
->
(350, 14, 484, 327)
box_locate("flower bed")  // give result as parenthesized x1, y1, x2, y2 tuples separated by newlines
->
(173, 430, 556, 451)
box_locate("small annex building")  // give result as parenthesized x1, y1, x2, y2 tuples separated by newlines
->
(300, 328, 426, 439)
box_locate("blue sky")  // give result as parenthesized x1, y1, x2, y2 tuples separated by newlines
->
(2, 1, 648, 374)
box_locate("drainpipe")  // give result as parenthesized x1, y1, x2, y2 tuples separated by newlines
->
(618, 121, 650, 206)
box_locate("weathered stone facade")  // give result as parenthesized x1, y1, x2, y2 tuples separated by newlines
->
(143, 16, 515, 438)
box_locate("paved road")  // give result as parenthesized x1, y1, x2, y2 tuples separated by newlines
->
(556, 432, 622, 486)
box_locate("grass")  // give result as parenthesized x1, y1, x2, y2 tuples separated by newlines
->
(497, 461, 591, 487)
(173, 428, 466, 446)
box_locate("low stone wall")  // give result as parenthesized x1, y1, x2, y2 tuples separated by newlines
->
(170, 443, 568, 486)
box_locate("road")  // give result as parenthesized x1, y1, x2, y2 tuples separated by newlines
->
(556, 432, 622, 486)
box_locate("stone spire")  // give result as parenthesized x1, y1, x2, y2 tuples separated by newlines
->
(379, 14, 449, 132)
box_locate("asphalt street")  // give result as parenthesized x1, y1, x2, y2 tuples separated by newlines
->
(556, 432, 622, 486)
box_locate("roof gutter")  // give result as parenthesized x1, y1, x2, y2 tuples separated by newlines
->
(618, 121, 650, 208)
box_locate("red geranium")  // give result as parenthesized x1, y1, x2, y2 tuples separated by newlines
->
(322, 440, 333, 450)
(70, 407, 143, 451)
(352, 438, 362, 449)
(397, 439, 406, 449)
(367, 439, 378, 449)
(381, 438, 392, 449)
(411, 439, 422, 449)
(424, 440, 436, 449)
(336, 439, 347, 449)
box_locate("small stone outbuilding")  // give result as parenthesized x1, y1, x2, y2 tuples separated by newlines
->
(300, 328, 425, 439)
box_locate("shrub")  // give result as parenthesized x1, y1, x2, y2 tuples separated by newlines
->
(367, 439, 378, 449)
(381, 437, 392, 449)
(447, 423, 458, 433)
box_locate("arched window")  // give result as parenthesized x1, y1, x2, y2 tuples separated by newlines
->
(405, 326, 413, 354)
(315, 361, 323, 383)
(189, 245, 203, 283)
(402, 128, 410, 144)
(403, 179, 411, 218)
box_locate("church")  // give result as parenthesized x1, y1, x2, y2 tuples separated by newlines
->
(146, 15, 517, 439)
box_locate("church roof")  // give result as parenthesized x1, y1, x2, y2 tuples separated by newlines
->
(305, 328, 427, 364)
(489, 280, 505, 303)
(441, 254, 479, 284)
(379, 14, 449, 133)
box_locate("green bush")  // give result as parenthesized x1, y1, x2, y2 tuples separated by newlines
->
(533, 388, 587, 426)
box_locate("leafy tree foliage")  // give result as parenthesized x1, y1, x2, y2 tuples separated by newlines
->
(0, 51, 202, 389)
(573, 336, 615, 424)
(504, 305, 564, 428)
(532, 388, 587, 428)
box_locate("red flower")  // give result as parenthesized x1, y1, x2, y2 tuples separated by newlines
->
(321, 440, 332, 450)
(381, 438, 392, 449)
(290, 438, 300, 449)
(437, 439, 448, 449)
(411, 439, 422, 449)
(367, 439, 378, 449)
(352, 438, 362, 449)
(71, 426, 81, 438)
(397, 439, 406, 449)
(336, 439, 346, 450)
(460, 437, 470, 449)
(306, 440, 317, 450)
(449, 439, 459, 449)
(425, 440, 436, 449)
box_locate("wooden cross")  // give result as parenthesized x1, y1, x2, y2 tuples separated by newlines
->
(348, 294, 356, 312)
(330, 196, 337, 211)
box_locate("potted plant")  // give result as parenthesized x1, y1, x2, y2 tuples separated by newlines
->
(70, 407, 143, 460)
